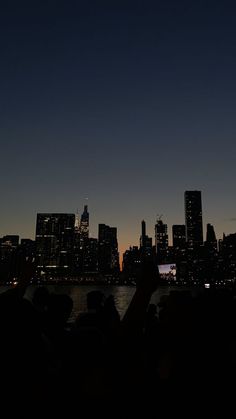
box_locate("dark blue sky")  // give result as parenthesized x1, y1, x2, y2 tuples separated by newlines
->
(1, 0, 236, 253)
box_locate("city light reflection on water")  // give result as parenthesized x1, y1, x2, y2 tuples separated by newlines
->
(24, 285, 195, 321)
(0, 284, 203, 322)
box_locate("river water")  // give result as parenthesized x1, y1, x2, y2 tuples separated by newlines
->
(26, 285, 196, 321)
(0, 285, 198, 322)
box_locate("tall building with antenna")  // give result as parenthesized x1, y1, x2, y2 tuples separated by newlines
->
(79, 205, 89, 239)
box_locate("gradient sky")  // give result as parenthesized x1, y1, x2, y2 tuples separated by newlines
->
(1, 0, 236, 256)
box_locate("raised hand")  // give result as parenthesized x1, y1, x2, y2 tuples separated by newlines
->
(136, 255, 160, 294)
(122, 255, 160, 333)
(15, 257, 36, 295)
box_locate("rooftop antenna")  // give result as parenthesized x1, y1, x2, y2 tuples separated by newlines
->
(156, 214, 163, 223)
(75, 207, 80, 228)
(83, 197, 89, 214)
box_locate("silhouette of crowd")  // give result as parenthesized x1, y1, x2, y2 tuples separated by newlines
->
(0, 257, 235, 417)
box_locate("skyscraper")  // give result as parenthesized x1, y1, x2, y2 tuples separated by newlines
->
(122, 246, 141, 277)
(98, 224, 119, 273)
(219, 233, 236, 279)
(0, 235, 20, 281)
(35, 213, 75, 277)
(172, 225, 186, 249)
(74, 205, 90, 274)
(155, 218, 168, 253)
(79, 205, 89, 239)
(185, 191, 203, 247)
(82, 238, 98, 273)
(140, 220, 146, 248)
(140, 220, 153, 257)
(206, 223, 217, 244)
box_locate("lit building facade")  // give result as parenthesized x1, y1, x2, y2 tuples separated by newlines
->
(35, 213, 75, 277)
(172, 225, 186, 249)
(185, 191, 203, 247)
(98, 224, 119, 273)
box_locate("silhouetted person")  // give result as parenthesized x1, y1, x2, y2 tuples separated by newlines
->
(32, 285, 50, 313)
(0, 258, 51, 417)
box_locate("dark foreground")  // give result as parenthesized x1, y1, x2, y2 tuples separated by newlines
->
(0, 268, 235, 418)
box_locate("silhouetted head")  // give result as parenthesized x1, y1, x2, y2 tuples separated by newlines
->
(32, 286, 50, 311)
(104, 295, 116, 308)
(47, 293, 73, 327)
(87, 291, 105, 311)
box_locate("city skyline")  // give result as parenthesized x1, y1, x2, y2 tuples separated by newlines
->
(0, 190, 235, 261)
(1, 3, 236, 414)
(1, 190, 236, 282)
(1, 1, 236, 256)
